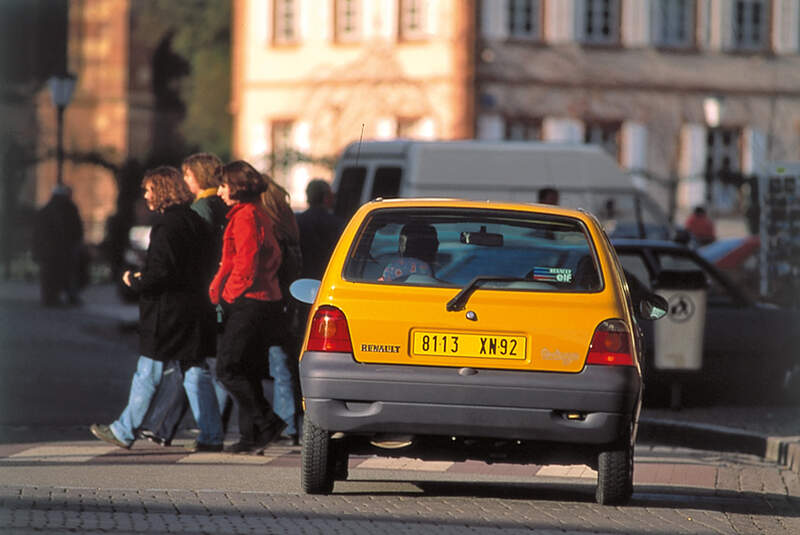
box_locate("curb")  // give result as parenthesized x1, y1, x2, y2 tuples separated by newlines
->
(639, 417, 800, 475)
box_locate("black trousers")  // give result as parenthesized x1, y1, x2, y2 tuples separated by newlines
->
(216, 298, 282, 442)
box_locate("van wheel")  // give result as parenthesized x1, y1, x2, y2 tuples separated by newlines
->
(301, 418, 334, 494)
(596, 441, 633, 505)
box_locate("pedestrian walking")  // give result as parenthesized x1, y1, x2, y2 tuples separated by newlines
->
(261, 177, 303, 446)
(90, 166, 223, 452)
(296, 178, 343, 280)
(137, 153, 231, 447)
(210, 160, 286, 454)
(32, 184, 85, 306)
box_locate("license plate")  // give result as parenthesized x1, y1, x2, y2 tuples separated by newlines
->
(412, 331, 527, 360)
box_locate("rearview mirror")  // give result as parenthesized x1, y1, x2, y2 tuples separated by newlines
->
(639, 293, 669, 321)
(460, 225, 504, 247)
(289, 278, 320, 304)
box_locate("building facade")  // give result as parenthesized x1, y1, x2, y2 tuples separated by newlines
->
(232, 0, 800, 221)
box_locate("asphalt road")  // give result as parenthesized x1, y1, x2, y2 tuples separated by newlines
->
(1, 282, 799, 534)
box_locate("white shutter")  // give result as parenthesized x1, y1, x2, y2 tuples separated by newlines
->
(418, 117, 436, 139)
(622, 0, 651, 47)
(319, 0, 332, 42)
(477, 114, 504, 140)
(621, 122, 647, 171)
(678, 123, 708, 211)
(481, 0, 509, 39)
(773, 0, 800, 53)
(361, 0, 373, 40)
(545, 0, 577, 43)
(543, 117, 584, 142)
(378, 0, 396, 39)
(258, 0, 271, 43)
(425, 0, 438, 36)
(709, 0, 732, 51)
(294, 121, 311, 152)
(375, 118, 397, 140)
(742, 127, 767, 175)
(298, 0, 309, 42)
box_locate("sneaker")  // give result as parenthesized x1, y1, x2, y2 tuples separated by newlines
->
(138, 429, 170, 447)
(184, 440, 224, 453)
(90, 424, 131, 449)
(224, 440, 263, 455)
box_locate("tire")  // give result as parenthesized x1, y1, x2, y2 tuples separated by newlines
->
(596, 442, 634, 505)
(301, 418, 334, 494)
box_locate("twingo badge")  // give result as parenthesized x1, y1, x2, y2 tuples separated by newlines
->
(361, 344, 401, 353)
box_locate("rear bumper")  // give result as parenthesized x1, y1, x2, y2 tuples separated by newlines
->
(300, 352, 641, 445)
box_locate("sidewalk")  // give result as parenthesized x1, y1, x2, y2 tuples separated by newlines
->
(3, 280, 799, 474)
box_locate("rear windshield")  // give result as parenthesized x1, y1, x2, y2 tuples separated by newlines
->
(343, 208, 602, 292)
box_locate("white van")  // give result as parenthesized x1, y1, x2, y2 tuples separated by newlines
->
(332, 140, 674, 239)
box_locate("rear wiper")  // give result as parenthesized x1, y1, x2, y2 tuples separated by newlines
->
(446, 276, 528, 312)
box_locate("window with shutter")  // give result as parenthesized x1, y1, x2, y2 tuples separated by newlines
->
(335, 0, 362, 43)
(584, 121, 622, 162)
(507, 0, 542, 41)
(654, 0, 696, 48)
(580, 0, 621, 45)
(274, 0, 300, 45)
(731, 0, 770, 51)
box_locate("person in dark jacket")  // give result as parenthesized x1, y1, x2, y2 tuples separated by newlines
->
(295, 179, 343, 279)
(32, 185, 84, 306)
(210, 160, 286, 454)
(137, 153, 231, 447)
(90, 166, 223, 451)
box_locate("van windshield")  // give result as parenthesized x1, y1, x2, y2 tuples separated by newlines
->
(343, 208, 602, 292)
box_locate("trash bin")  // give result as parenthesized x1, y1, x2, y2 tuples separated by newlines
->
(652, 270, 707, 408)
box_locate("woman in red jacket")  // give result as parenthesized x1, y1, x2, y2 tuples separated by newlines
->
(209, 160, 286, 454)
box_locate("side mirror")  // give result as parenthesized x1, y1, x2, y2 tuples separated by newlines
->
(639, 293, 669, 321)
(289, 278, 320, 304)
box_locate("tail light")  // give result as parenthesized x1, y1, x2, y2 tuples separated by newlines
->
(306, 306, 353, 352)
(586, 319, 634, 366)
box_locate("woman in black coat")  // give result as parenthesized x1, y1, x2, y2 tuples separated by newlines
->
(90, 166, 223, 451)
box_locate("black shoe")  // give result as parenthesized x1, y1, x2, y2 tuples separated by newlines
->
(184, 440, 224, 453)
(138, 429, 170, 447)
(224, 440, 264, 455)
(255, 418, 288, 449)
(90, 424, 131, 449)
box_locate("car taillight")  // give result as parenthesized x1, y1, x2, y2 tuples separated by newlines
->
(306, 306, 353, 353)
(586, 319, 634, 366)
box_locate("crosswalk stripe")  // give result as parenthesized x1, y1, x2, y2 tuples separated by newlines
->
(535, 464, 597, 479)
(355, 457, 454, 472)
(0, 445, 118, 463)
(178, 452, 280, 465)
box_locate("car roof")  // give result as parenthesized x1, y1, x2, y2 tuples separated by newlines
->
(357, 197, 594, 219)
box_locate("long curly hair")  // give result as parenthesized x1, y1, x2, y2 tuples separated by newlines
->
(142, 166, 193, 212)
(261, 175, 299, 243)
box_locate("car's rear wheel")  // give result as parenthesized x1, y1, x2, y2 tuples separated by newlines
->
(301, 418, 334, 494)
(596, 440, 634, 505)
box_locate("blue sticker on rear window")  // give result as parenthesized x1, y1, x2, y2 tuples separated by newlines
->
(531, 267, 573, 283)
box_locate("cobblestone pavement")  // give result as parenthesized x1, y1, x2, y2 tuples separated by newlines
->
(1, 443, 799, 534)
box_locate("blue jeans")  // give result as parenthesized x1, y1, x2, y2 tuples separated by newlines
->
(183, 365, 224, 445)
(110, 356, 223, 445)
(268, 345, 297, 435)
(110, 356, 163, 445)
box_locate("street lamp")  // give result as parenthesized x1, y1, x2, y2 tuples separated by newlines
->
(48, 73, 77, 186)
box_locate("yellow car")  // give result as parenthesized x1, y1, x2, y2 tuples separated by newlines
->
(292, 199, 667, 505)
